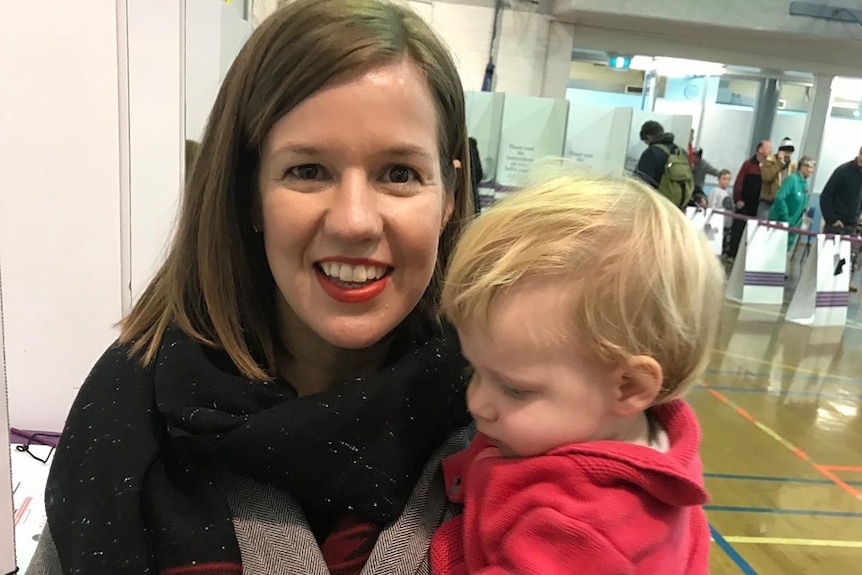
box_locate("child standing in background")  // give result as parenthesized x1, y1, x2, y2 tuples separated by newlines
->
(709, 169, 734, 258)
(431, 174, 724, 575)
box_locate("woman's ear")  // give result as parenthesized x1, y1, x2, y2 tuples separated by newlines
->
(440, 160, 461, 232)
(611, 356, 663, 416)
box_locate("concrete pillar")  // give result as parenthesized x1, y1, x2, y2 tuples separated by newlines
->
(750, 78, 779, 151)
(800, 73, 834, 168)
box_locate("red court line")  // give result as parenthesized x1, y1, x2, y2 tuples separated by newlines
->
(818, 465, 862, 473)
(700, 382, 862, 502)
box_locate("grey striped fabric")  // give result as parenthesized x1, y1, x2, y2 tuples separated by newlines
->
(25, 429, 468, 575)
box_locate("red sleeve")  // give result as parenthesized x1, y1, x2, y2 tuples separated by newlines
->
(733, 161, 748, 203)
(472, 508, 634, 575)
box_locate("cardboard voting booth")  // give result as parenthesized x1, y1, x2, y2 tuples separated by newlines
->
(465, 91, 505, 186)
(495, 94, 568, 191)
(786, 234, 852, 327)
(564, 105, 632, 177)
(686, 207, 724, 257)
(727, 220, 788, 305)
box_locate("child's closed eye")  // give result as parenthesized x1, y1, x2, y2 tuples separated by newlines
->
(502, 385, 534, 400)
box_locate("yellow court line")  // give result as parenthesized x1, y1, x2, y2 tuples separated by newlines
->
(712, 349, 858, 381)
(717, 536, 862, 549)
(702, 385, 862, 502)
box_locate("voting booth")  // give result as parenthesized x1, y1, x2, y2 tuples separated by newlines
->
(727, 220, 788, 305)
(495, 94, 568, 191)
(564, 105, 632, 176)
(625, 112, 693, 174)
(686, 207, 724, 257)
(786, 234, 852, 327)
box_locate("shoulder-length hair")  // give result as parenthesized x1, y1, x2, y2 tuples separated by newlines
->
(120, 0, 473, 379)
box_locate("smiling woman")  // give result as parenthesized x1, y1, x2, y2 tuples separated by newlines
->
(27, 1, 476, 574)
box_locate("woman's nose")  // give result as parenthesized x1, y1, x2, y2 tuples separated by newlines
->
(323, 171, 383, 241)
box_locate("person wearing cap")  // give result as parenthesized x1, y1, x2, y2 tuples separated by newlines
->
(769, 156, 815, 252)
(758, 137, 797, 219)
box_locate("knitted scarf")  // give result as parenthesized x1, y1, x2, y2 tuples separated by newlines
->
(45, 324, 469, 574)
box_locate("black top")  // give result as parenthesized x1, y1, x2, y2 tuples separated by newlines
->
(820, 159, 862, 226)
(635, 132, 678, 189)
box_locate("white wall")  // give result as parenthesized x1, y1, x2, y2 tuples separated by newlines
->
(0, 2, 125, 430)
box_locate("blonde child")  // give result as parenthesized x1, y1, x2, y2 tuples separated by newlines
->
(430, 175, 725, 574)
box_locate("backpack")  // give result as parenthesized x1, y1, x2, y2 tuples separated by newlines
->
(654, 144, 694, 209)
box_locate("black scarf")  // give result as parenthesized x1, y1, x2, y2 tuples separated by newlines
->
(45, 324, 469, 574)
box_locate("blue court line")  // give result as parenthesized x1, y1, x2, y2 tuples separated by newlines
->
(706, 505, 862, 518)
(709, 523, 759, 575)
(704, 472, 862, 486)
(705, 368, 862, 385)
(693, 385, 862, 401)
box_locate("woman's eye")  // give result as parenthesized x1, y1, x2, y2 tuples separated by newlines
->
(287, 164, 323, 180)
(385, 165, 418, 184)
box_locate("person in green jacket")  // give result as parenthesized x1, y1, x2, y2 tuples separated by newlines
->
(768, 156, 815, 251)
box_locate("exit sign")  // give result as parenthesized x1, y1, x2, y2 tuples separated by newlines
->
(608, 56, 631, 70)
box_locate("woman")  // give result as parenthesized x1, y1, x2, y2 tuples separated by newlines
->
(769, 155, 815, 252)
(28, 1, 475, 574)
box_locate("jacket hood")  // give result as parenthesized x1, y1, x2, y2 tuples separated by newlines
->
(651, 132, 676, 146)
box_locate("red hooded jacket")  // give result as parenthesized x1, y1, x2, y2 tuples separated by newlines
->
(430, 400, 710, 575)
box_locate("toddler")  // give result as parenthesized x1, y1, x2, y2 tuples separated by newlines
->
(708, 169, 734, 257)
(431, 175, 725, 574)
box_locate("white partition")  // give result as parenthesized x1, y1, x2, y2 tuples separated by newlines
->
(686, 207, 724, 257)
(626, 112, 693, 174)
(726, 221, 788, 305)
(565, 105, 632, 176)
(465, 91, 505, 183)
(0, 275, 14, 575)
(128, 0, 185, 302)
(0, 2, 125, 430)
(786, 235, 852, 326)
(496, 95, 569, 187)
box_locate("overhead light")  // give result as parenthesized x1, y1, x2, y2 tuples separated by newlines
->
(629, 56, 726, 78)
(630, 55, 655, 71)
(832, 77, 862, 100)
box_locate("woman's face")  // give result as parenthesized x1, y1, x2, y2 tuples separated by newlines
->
(258, 60, 455, 350)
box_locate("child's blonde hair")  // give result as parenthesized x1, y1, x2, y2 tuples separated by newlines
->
(442, 174, 726, 403)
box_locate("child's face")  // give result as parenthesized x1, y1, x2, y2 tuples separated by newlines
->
(459, 277, 621, 458)
(719, 174, 731, 189)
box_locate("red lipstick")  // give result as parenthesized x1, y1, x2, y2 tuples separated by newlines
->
(315, 257, 392, 304)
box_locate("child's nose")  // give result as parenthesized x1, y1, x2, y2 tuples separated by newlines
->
(466, 381, 497, 423)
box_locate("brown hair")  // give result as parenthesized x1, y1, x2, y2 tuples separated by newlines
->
(718, 169, 731, 178)
(120, 0, 473, 379)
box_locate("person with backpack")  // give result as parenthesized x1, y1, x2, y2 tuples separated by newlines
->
(635, 121, 695, 210)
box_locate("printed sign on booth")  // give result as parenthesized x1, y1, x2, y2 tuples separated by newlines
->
(496, 95, 568, 189)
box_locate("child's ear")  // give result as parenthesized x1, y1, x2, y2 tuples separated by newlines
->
(611, 356, 663, 416)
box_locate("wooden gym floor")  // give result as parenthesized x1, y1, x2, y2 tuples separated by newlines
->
(699, 253, 862, 574)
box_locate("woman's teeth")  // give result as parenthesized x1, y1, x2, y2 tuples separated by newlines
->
(320, 262, 387, 283)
